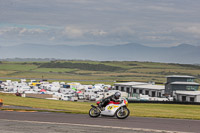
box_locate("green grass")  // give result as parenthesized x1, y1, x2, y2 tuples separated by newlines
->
(131, 103, 200, 119)
(1, 93, 200, 120)
(0, 61, 199, 84)
(32, 68, 77, 73)
(0, 64, 37, 71)
(0, 93, 90, 114)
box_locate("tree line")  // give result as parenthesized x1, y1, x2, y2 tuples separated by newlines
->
(39, 62, 124, 72)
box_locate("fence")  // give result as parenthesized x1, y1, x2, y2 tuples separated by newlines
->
(128, 100, 200, 105)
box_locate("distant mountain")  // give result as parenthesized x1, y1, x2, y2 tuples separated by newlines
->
(0, 43, 199, 64)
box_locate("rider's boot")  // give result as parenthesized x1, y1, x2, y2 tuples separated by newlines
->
(98, 103, 103, 111)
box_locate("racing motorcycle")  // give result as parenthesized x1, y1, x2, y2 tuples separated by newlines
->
(89, 97, 130, 119)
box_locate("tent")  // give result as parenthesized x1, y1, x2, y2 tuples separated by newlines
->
(72, 87, 77, 91)
(40, 89, 46, 92)
(76, 91, 82, 93)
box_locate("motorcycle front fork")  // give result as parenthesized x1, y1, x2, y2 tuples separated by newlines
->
(120, 107, 124, 112)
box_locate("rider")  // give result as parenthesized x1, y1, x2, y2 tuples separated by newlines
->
(98, 92, 121, 109)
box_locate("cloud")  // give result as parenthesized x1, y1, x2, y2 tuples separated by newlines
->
(174, 26, 200, 36)
(49, 36, 55, 41)
(19, 28, 44, 35)
(0, 26, 44, 36)
(145, 5, 188, 13)
(0, 0, 200, 47)
(63, 26, 84, 38)
(90, 30, 107, 36)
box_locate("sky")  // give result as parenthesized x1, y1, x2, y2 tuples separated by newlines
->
(0, 0, 200, 47)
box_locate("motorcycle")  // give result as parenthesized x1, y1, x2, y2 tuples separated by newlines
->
(89, 97, 130, 119)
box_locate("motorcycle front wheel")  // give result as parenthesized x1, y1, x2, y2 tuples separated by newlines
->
(116, 107, 130, 119)
(89, 107, 101, 118)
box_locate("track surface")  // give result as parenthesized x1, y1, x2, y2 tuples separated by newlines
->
(0, 110, 199, 133)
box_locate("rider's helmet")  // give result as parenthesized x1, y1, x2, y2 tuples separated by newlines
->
(114, 92, 121, 99)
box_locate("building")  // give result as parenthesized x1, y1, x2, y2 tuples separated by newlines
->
(114, 82, 149, 97)
(174, 91, 200, 102)
(131, 84, 165, 97)
(165, 75, 200, 96)
(114, 82, 165, 97)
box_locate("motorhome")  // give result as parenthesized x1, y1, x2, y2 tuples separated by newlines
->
(59, 88, 75, 94)
(77, 93, 84, 100)
(59, 94, 78, 101)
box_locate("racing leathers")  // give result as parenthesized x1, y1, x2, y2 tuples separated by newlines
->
(98, 94, 121, 108)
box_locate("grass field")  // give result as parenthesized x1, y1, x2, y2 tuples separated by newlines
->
(0, 61, 200, 84)
(1, 93, 200, 120)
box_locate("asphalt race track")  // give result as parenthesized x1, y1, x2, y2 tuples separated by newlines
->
(0, 110, 199, 133)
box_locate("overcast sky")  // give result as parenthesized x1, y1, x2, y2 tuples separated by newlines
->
(0, 0, 200, 47)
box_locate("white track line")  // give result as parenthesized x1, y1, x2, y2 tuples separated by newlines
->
(0, 119, 190, 133)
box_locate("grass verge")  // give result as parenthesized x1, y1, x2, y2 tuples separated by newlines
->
(1, 93, 200, 120)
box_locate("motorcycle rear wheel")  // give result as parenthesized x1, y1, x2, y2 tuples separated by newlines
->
(116, 107, 130, 119)
(89, 107, 101, 118)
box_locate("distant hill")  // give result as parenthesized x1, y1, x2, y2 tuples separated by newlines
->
(0, 43, 200, 64)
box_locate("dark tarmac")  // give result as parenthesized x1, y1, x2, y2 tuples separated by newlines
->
(0, 110, 199, 133)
